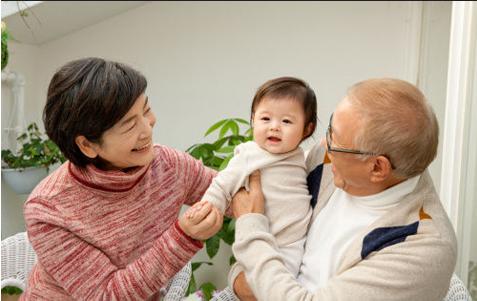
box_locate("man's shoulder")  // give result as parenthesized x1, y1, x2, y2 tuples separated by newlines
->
(305, 143, 329, 173)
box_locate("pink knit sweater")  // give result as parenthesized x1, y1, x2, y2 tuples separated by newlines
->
(21, 145, 216, 300)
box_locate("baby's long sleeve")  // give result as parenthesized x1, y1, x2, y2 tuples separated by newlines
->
(201, 143, 251, 213)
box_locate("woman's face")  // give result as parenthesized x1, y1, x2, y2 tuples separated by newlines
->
(89, 93, 156, 170)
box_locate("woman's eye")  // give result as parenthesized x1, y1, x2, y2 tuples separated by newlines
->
(144, 107, 151, 114)
(127, 123, 136, 132)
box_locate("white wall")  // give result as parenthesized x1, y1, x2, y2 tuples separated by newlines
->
(1, 1, 452, 290)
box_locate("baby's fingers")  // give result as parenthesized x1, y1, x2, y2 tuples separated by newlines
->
(188, 201, 212, 224)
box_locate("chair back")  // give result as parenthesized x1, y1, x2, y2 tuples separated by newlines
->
(442, 273, 472, 301)
(1, 232, 37, 290)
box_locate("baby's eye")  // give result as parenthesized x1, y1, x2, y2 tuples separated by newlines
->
(261, 117, 270, 121)
(283, 119, 292, 124)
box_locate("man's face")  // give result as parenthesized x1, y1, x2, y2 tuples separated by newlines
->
(326, 98, 374, 196)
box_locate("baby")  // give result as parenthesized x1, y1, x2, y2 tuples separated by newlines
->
(201, 76, 317, 285)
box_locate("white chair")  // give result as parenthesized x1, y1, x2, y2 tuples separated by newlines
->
(443, 273, 473, 301)
(209, 273, 473, 301)
(1, 232, 37, 291)
(1, 232, 192, 300)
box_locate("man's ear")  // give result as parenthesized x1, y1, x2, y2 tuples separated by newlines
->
(75, 136, 99, 159)
(369, 155, 392, 183)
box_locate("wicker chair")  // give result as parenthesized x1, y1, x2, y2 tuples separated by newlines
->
(443, 273, 473, 301)
(1, 232, 37, 291)
(1, 232, 192, 300)
(210, 273, 473, 301)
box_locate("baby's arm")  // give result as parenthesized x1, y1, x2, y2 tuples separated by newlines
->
(200, 144, 250, 213)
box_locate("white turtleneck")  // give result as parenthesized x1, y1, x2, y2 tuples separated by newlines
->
(297, 175, 420, 292)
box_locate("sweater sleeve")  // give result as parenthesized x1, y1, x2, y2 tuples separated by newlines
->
(200, 144, 250, 212)
(233, 214, 456, 301)
(161, 146, 217, 207)
(24, 198, 202, 301)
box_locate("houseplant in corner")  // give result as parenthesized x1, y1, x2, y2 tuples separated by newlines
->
(1, 122, 65, 194)
(185, 117, 252, 300)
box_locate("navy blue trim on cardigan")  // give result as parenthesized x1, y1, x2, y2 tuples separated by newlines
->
(361, 221, 419, 259)
(307, 163, 324, 209)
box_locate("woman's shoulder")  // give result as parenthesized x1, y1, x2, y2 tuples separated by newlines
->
(152, 144, 196, 169)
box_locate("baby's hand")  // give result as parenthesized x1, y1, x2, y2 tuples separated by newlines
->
(179, 201, 223, 240)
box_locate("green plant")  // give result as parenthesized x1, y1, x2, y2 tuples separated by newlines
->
(1, 21, 9, 70)
(185, 118, 252, 300)
(1, 286, 23, 295)
(1, 122, 65, 170)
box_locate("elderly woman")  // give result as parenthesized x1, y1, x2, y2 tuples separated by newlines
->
(21, 57, 222, 300)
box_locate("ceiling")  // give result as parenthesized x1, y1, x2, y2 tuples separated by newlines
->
(2, 1, 149, 45)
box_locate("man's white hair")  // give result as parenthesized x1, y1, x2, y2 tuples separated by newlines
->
(346, 78, 439, 178)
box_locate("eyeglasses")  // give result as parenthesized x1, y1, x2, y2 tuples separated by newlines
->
(325, 114, 396, 169)
(325, 114, 377, 156)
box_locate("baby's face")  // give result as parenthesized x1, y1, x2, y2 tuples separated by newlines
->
(252, 97, 307, 154)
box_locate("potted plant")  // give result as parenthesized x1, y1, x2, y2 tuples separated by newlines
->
(1, 21, 9, 71)
(1, 122, 65, 194)
(185, 118, 252, 300)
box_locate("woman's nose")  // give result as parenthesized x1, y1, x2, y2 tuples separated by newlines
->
(139, 114, 156, 138)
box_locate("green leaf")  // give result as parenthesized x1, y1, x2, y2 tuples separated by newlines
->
(191, 261, 213, 271)
(216, 146, 235, 154)
(234, 118, 250, 125)
(218, 154, 233, 171)
(219, 121, 232, 139)
(206, 235, 220, 259)
(227, 218, 236, 233)
(2, 122, 65, 169)
(1, 286, 23, 295)
(186, 273, 196, 296)
(205, 119, 228, 137)
(229, 255, 236, 266)
(229, 121, 239, 136)
(199, 282, 217, 301)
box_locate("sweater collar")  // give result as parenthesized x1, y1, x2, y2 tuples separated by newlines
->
(68, 162, 150, 192)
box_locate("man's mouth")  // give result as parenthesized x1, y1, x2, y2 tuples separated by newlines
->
(132, 142, 151, 152)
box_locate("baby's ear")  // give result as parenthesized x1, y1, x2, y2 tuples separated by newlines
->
(304, 123, 315, 138)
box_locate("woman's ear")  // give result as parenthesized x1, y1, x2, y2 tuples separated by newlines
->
(75, 136, 99, 159)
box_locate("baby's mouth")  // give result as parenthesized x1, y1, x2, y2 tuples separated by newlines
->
(268, 137, 281, 142)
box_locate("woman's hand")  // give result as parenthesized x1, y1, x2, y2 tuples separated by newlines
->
(232, 170, 265, 218)
(179, 201, 223, 240)
(234, 272, 257, 301)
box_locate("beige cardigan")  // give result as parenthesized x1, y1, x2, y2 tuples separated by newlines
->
(233, 144, 457, 301)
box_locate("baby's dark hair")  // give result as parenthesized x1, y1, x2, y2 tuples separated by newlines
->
(43, 57, 147, 167)
(251, 77, 317, 139)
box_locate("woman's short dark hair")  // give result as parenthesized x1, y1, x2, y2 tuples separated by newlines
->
(43, 57, 147, 167)
(251, 76, 317, 139)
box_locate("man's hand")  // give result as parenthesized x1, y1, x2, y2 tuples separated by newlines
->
(232, 170, 265, 218)
(178, 201, 223, 240)
(234, 272, 257, 301)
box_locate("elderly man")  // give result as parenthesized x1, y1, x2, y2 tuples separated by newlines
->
(231, 78, 457, 301)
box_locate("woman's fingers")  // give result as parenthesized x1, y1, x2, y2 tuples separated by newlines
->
(188, 201, 212, 223)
